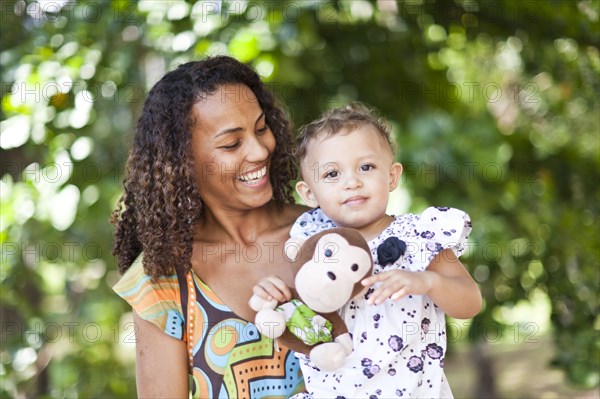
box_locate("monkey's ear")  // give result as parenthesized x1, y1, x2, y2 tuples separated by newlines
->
(284, 237, 306, 261)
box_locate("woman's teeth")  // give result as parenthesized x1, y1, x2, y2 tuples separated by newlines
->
(238, 166, 267, 183)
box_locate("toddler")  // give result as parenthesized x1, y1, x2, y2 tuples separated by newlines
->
(253, 103, 482, 398)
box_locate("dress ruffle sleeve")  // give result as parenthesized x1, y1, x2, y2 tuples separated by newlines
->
(289, 208, 336, 239)
(112, 255, 186, 340)
(410, 206, 472, 271)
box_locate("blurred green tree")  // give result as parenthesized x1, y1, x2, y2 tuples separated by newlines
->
(1, 0, 598, 397)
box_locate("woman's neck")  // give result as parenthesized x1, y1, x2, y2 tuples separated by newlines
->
(195, 201, 279, 245)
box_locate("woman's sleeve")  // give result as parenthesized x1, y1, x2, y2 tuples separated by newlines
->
(289, 208, 337, 239)
(112, 256, 186, 341)
(410, 206, 472, 271)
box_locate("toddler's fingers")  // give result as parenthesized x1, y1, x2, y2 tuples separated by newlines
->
(252, 284, 273, 301)
(258, 277, 291, 302)
(362, 272, 388, 286)
(368, 286, 396, 305)
(268, 279, 292, 301)
(390, 288, 407, 301)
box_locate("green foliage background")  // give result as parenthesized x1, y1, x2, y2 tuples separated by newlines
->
(1, 0, 598, 397)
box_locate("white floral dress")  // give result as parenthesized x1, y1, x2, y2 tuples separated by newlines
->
(289, 206, 472, 399)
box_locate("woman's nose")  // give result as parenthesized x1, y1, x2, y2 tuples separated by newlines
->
(246, 134, 270, 162)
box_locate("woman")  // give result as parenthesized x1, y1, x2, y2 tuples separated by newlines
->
(111, 56, 307, 398)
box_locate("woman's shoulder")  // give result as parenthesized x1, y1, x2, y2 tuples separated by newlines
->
(276, 203, 311, 227)
(287, 203, 312, 218)
(113, 255, 179, 289)
(113, 255, 185, 340)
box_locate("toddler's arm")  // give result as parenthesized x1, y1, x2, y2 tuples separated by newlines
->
(362, 249, 482, 319)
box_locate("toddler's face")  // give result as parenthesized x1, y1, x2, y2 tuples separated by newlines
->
(297, 127, 402, 230)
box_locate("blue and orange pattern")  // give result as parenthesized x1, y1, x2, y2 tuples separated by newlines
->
(113, 257, 304, 398)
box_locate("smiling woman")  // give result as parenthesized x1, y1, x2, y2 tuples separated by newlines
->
(191, 84, 276, 211)
(110, 56, 307, 398)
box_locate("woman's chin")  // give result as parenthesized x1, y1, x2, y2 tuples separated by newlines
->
(237, 184, 274, 208)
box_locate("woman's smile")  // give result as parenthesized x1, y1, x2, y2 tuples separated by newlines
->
(237, 164, 269, 187)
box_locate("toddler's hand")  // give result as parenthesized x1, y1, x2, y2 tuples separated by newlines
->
(252, 275, 292, 303)
(361, 270, 434, 305)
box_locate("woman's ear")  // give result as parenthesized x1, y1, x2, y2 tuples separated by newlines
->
(295, 180, 319, 208)
(389, 162, 403, 191)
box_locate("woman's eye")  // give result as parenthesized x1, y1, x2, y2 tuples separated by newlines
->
(324, 170, 339, 179)
(221, 141, 241, 150)
(256, 126, 268, 135)
(360, 164, 375, 171)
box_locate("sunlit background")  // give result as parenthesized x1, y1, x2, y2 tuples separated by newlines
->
(1, 0, 599, 398)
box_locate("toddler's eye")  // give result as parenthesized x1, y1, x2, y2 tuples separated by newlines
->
(360, 164, 375, 171)
(324, 170, 339, 179)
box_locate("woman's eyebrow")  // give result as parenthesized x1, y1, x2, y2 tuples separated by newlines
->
(255, 112, 265, 125)
(215, 112, 266, 138)
(215, 127, 243, 138)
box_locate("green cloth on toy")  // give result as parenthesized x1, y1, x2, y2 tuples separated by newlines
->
(276, 299, 333, 345)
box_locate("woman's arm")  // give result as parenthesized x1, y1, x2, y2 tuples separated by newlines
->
(133, 312, 189, 398)
(362, 249, 482, 319)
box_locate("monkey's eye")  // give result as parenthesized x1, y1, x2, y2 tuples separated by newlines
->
(324, 249, 333, 257)
(351, 264, 358, 272)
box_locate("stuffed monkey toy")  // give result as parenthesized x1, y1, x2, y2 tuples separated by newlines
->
(249, 227, 373, 371)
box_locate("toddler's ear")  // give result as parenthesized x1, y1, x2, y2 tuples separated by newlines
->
(295, 180, 319, 208)
(389, 162, 403, 191)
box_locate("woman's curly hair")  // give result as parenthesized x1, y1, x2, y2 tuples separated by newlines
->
(111, 56, 297, 280)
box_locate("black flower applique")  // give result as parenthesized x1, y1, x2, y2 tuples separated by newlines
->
(376, 237, 407, 266)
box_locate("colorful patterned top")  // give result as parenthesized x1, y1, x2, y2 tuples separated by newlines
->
(288, 206, 472, 399)
(113, 257, 304, 398)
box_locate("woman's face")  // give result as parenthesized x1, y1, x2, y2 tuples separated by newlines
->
(190, 83, 276, 212)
